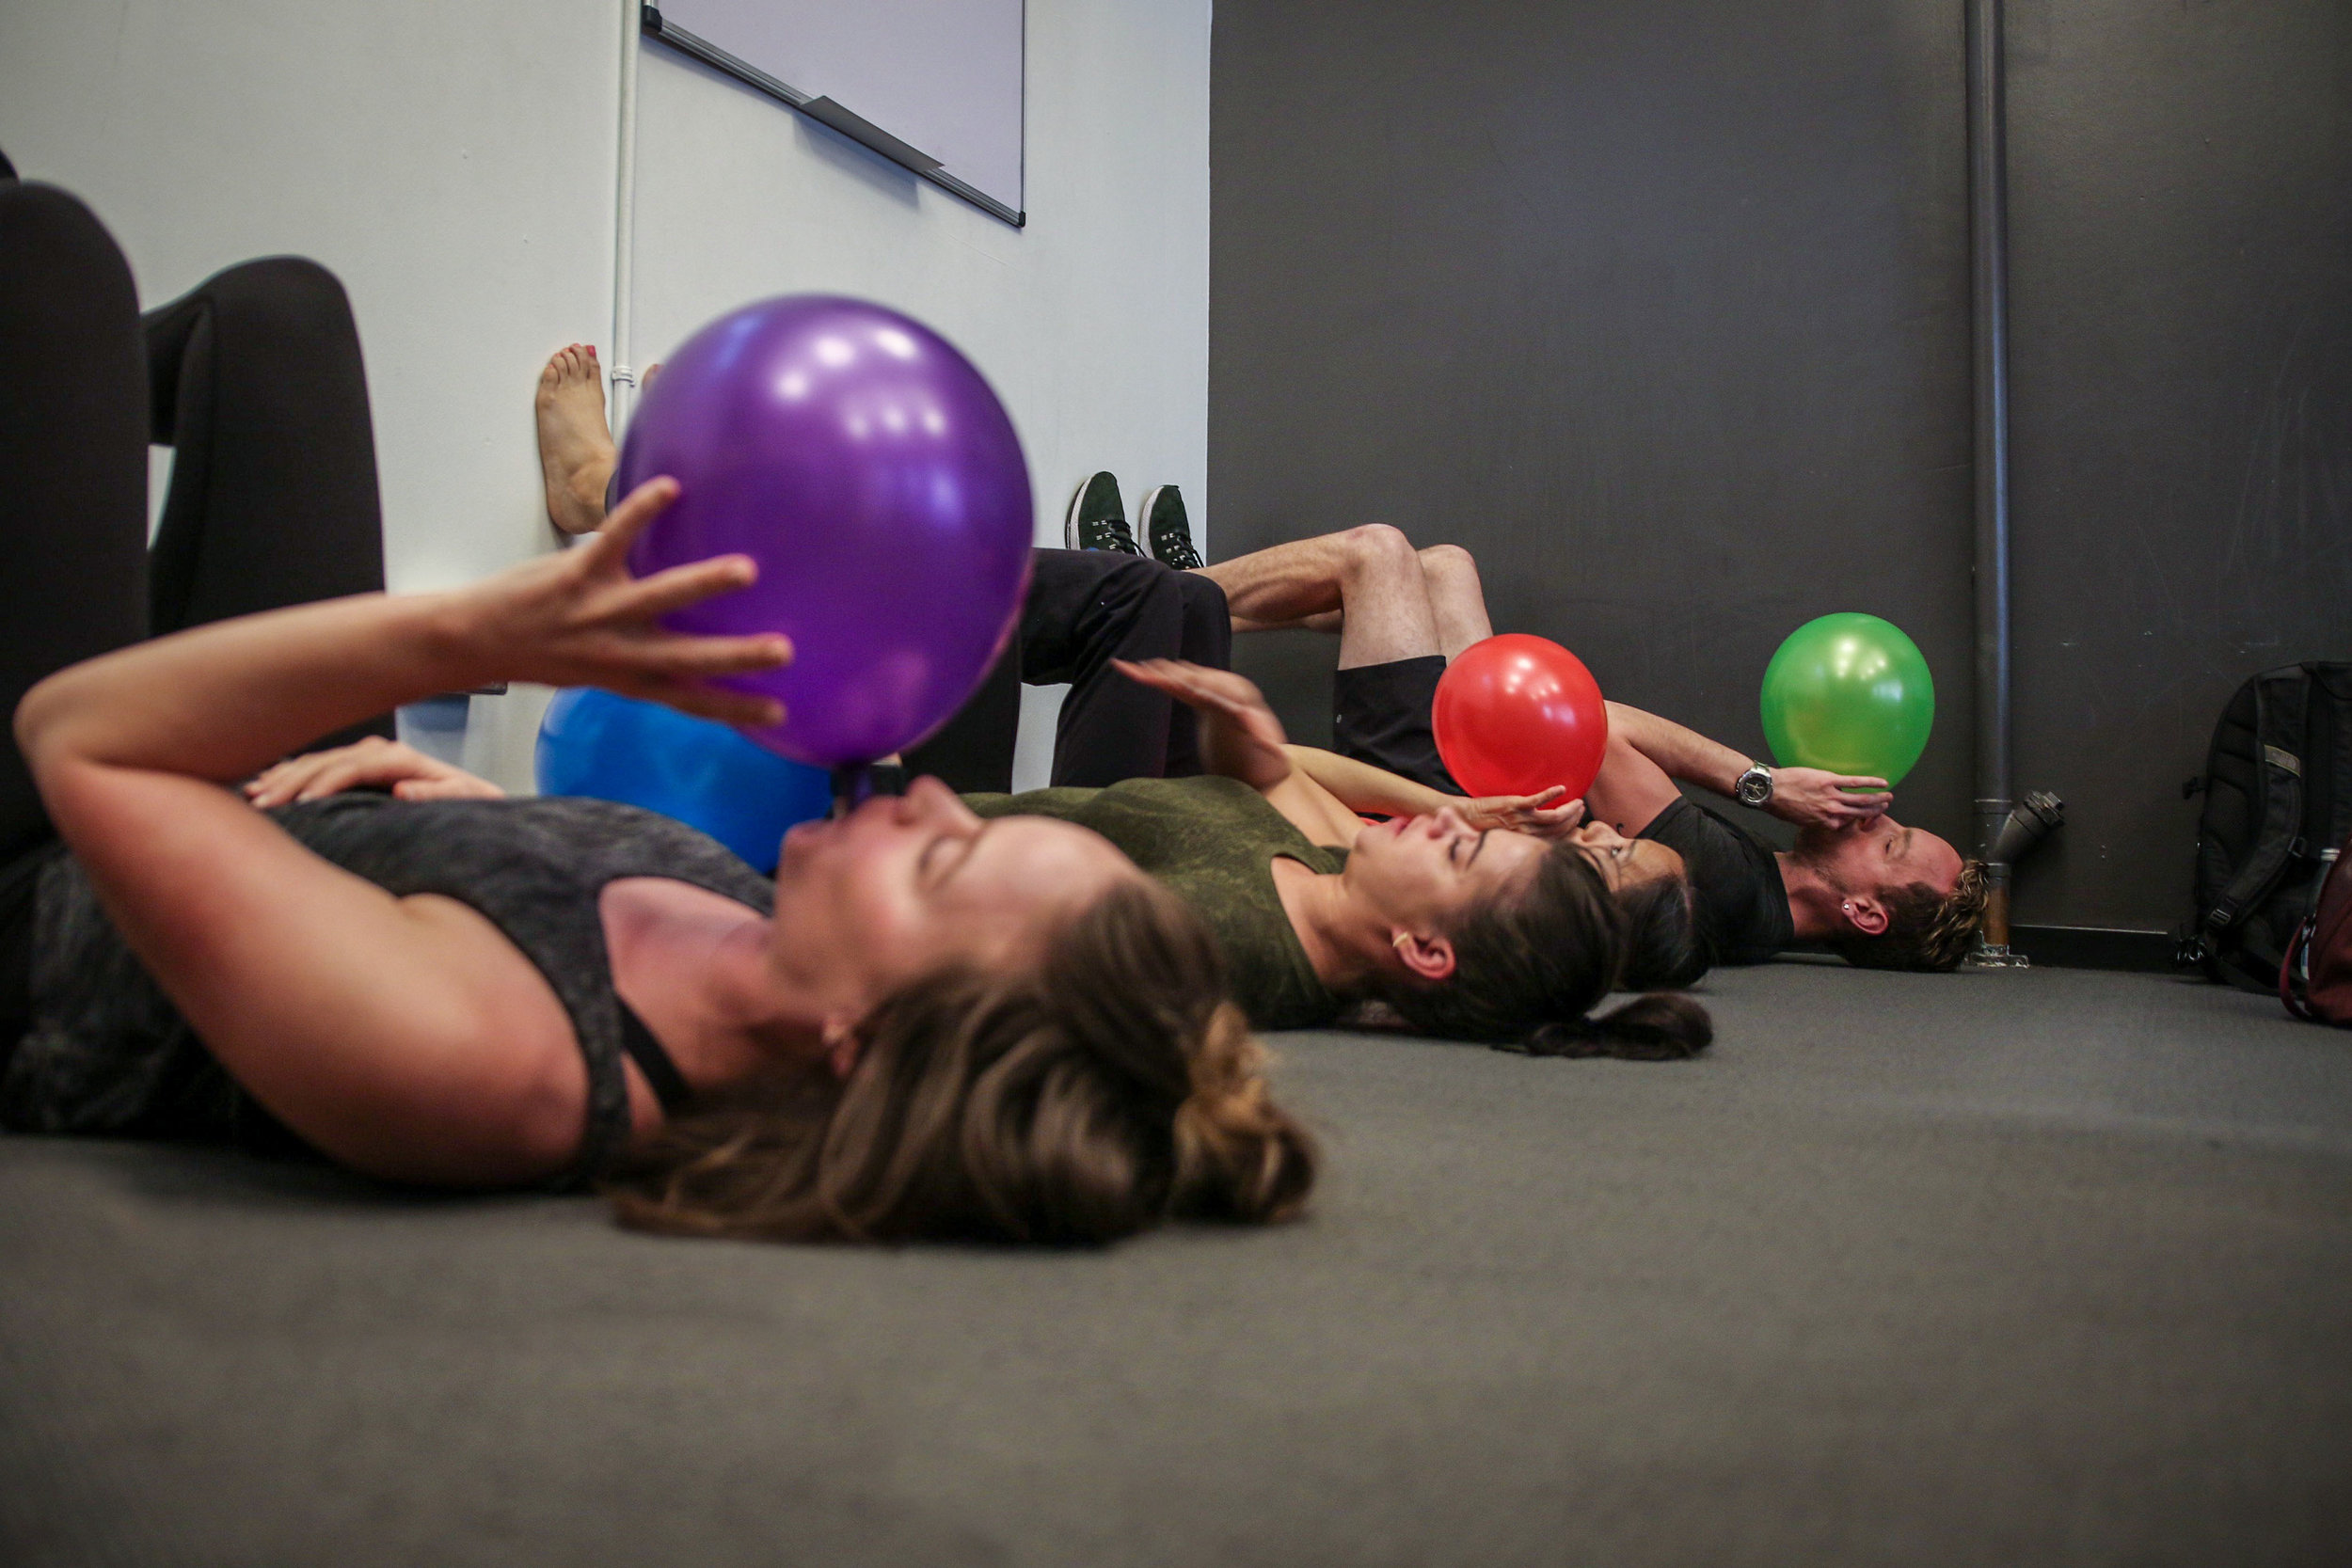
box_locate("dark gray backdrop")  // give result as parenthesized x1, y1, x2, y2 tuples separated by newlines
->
(1209, 0, 2351, 933)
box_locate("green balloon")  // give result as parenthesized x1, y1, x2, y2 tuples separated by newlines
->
(1759, 612, 1934, 785)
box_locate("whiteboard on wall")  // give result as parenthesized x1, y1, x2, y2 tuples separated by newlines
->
(647, 0, 1025, 225)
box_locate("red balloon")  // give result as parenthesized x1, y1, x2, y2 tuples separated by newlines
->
(1431, 634, 1609, 800)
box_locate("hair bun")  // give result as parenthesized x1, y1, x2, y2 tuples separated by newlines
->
(1171, 1004, 1317, 1224)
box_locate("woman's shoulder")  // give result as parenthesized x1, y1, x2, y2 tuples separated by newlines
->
(268, 793, 773, 911)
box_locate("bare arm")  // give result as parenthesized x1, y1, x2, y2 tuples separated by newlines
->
(1111, 660, 1371, 845)
(1595, 702, 1891, 832)
(245, 736, 508, 807)
(1282, 746, 1585, 837)
(14, 480, 788, 1185)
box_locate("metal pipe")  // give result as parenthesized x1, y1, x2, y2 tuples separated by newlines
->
(609, 0, 644, 436)
(1965, 0, 2023, 964)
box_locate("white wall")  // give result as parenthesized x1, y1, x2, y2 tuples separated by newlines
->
(0, 0, 1210, 792)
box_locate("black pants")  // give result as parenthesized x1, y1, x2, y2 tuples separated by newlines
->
(1024, 547, 1229, 787)
(904, 549, 1232, 793)
(0, 177, 389, 1029)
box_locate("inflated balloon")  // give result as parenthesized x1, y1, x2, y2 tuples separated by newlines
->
(618, 295, 1033, 768)
(536, 688, 833, 873)
(1758, 612, 1935, 786)
(1431, 634, 1610, 800)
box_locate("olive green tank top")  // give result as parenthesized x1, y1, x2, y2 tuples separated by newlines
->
(963, 776, 1346, 1030)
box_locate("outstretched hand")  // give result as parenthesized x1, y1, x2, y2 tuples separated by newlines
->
(452, 477, 791, 727)
(1766, 767, 1892, 831)
(245, 736, 507, 808)
(1113, 657, 1293, 791)
(1457, 786, 1589, 838)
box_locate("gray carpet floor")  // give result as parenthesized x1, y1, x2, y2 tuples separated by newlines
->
(4, 964, 2348, 1567)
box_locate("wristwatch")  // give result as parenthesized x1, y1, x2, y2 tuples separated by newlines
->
(1733, 761, 1775, 807)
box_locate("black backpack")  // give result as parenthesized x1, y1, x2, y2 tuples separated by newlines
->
(2180, 662, 2352, 990)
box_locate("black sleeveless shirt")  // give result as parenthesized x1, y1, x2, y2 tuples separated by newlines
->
(0, 795, 772, 1188)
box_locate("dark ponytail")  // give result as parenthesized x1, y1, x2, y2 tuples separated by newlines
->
(1504, 992, 1713, 1061)
(1375, 842, 1713, 1059)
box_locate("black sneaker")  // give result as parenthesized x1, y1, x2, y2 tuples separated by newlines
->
(1136, 484, 1202, 569)
(1064, 471, 1141, 554)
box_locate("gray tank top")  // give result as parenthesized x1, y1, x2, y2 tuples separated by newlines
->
(0, 794, 772, 1187)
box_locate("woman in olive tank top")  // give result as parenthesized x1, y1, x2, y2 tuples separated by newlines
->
(960, 661, 1710, 1054)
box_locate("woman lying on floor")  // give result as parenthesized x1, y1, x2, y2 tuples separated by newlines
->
(981, 663, 1712, 1054)
(273, 663, 1711, 1057)
(0, 177, 1311, 1244)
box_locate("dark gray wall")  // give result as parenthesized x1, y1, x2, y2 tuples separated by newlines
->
(1210, 0, 2352, 931)
(2004, 0, 2352, 927)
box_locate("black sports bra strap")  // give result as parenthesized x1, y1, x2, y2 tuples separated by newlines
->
(612, 996, 696, 1116)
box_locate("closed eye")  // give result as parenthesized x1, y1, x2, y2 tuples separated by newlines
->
(919, 824, 987, 885)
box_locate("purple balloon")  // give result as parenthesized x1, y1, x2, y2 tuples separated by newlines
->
(618, 296, 1032, 768)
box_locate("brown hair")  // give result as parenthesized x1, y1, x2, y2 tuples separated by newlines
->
(1830, 858, 1990, 972)
(606, 880, 1316, 1244)
(1375, 842, 1713, 1059)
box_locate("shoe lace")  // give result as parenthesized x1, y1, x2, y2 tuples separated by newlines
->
(1153, 529, 1202, 569)
(1080, 515, 1141, 553)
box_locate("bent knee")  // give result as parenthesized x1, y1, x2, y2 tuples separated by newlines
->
(1337, 522, 1422, 579)
(198, 255, 356, 334)
(1417, 542, 1480, 581)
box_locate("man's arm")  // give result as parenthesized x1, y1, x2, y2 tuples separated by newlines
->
(1593, 702, 1892, 833)
(1607, 703, 1753, 794)
(1581, 705, 1695, 838)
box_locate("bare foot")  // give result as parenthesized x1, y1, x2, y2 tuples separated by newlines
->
(536, 343, 616, 535)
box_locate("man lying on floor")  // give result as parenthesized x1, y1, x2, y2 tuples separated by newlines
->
(1184, 522, 1988, 973)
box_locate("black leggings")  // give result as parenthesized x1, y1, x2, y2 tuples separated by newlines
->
(894, 550, 1232, 793)
(1022, 547, 1230, 787)
(0, 177, 389, 1028)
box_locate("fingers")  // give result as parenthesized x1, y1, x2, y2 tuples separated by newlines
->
(246, 760, 320, 807)
(1114, 657, 1270, 714)
(632, 680, 787, 728)
(600, 631, 794, 681)
(256, 756, 373, 803)
(583, 475, 679, 563)
(1114, 657, 1224, 709)
(618, 553, 764, 621)
(1113, 657, 1195, 693)
(393, 775, 508, 802)
(246, 737, 400, 807)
